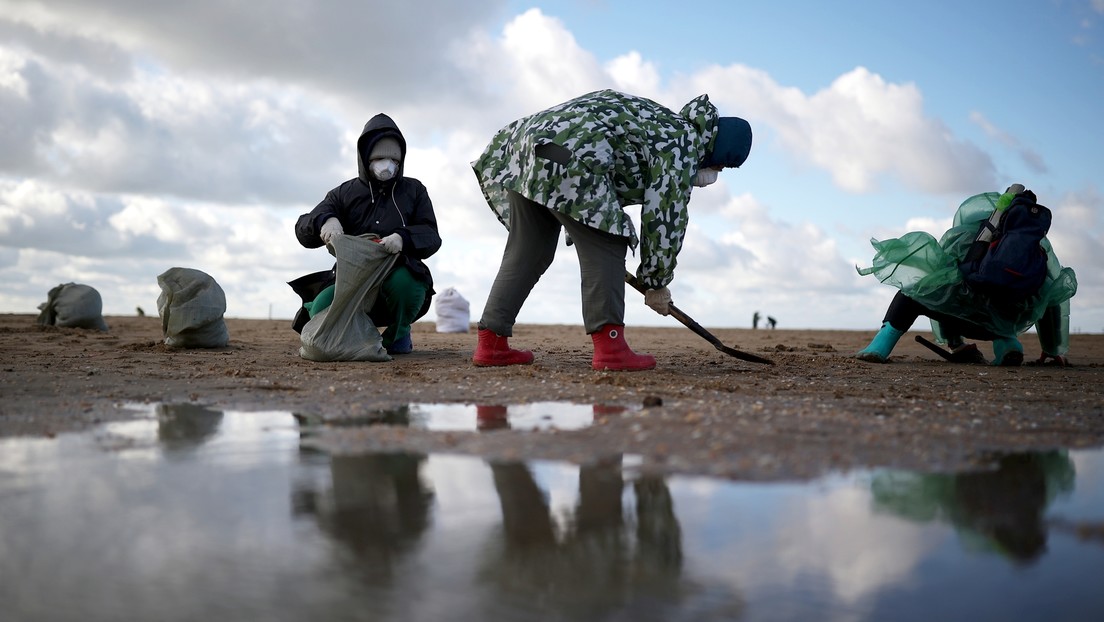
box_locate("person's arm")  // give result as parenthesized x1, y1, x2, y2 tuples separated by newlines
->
(395, 181, 442, 259)
(295, 187, 344, 248)
(1034, 301, 1070, 365)
(635, 168, 691, 290)
(1032, 240, 1074, 365)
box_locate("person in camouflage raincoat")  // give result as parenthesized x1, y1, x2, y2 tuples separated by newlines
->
(470, 89, 752, 371)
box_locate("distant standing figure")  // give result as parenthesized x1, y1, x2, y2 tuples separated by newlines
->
(136, 306, 145, 317)
(767, 316, 777, 329)
(752, 311, 761, 329)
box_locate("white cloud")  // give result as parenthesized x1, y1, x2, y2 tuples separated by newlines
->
(108, 197, 209, 243)
(0, 1, 501, 104)
(0, 44, 350, 204)
(683, 479, 945, 616)
(678, 189, 850, 296)
(1046, 188, 1104, 333)
(1, 181, 134, 256)
(0, 3, 1100, 334)
(0, 47, 28, 96)
(605, 51, 662, 95)
(969, 111, 1048, 174)
(453, 8, 610, 121)
(677, 65, 997, 194)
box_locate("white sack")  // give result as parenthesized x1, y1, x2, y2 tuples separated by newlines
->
(434, 287, 470, 333)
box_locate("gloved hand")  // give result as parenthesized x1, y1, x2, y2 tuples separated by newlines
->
(320, 218, 344, 244)
(1029, 353, 1069, 367)
(379, 232, 403, 254)
(644, 287, 672, 315)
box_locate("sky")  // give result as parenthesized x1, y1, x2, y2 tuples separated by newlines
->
(1, 0, 1102, 333)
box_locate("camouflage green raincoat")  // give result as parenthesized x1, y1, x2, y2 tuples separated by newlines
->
(471, 89, 719, 290)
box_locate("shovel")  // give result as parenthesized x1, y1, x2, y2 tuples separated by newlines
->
(914, 334, 955, 361)
(625, 272, 774, 365)
(914, 334, 987, 364)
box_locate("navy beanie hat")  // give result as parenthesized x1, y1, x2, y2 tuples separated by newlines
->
(702, 117, 753, 168)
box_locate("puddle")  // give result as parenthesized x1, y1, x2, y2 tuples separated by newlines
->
(2, 404, 1103, 622)
(297, 401, 634, 431)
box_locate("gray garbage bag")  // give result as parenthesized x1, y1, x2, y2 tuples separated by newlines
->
(157, 267, 230, 348)
(36, 283, 109, 331)
(299, 234, 398, 362)
(434, 286, 470, 333)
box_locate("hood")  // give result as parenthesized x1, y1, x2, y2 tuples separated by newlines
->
(357, 113, 408, 184)
(678, 94, 719, 164)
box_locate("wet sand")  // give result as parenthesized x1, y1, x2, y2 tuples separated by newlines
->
(3, 314, 1102, 480)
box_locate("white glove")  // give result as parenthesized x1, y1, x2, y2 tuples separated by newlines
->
(320, 218, 344, 244)
(644, 287, 672, 315)
(379, 232, 403, 254)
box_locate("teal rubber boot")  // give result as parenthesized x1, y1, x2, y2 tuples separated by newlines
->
(992, 337, 1024, 366)
(857, 322, 905, 364)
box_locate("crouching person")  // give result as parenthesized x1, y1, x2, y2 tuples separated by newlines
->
(856, 185, 1077, 366)
(293, 113, 441, 355)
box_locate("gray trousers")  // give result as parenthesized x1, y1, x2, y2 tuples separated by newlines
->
(479, 191, 630, 335)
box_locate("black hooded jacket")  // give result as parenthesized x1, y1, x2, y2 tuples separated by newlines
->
(295, 113, 442, 292)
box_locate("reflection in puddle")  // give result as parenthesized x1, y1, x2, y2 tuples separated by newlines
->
(871, 452, 1077, 564)
(1, 404, 1102, 621)
(302, 401, 632, 432)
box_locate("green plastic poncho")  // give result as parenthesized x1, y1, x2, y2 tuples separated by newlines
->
(857, 192, 1077, 355)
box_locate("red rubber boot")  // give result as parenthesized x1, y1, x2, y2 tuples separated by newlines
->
(591, 324, 656, 371)
(473, 328, 534, 367)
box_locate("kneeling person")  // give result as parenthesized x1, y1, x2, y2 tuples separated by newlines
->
(293, 113, 441, 355)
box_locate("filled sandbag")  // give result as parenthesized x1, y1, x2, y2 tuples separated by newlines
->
(36, 283, 109, 331)
(157, 267, 230, 348)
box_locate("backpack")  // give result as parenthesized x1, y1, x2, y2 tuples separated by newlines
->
(959, 193, 1051, 303)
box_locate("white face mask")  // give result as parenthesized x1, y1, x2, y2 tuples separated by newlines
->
(693, 168, 720, 187)
(370, 158, 398, 181)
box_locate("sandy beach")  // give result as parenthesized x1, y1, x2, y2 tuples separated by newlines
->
(3, 313, 1102, 480)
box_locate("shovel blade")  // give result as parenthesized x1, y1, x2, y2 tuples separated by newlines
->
(624, 272, 773, 365)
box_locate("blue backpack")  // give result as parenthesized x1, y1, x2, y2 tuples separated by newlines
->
(959, 193, 1051, 303)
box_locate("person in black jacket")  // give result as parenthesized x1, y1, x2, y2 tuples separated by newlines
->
(293, 113, 441, 354)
